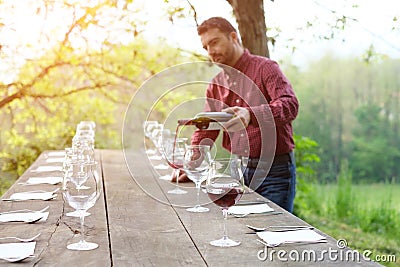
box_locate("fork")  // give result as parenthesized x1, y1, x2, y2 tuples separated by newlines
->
(231, 211, 283, 218)
(0, 233, 41, 242)
(0, 206, 49, 215)
(257, 238, 327, 247)
(247, 224, 314, 232)
(17, 188, 60, 194)
(0, 255, 35, 263)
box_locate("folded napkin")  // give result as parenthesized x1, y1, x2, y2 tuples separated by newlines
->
(47, 151, 65, 157)
(228, 203, 274, 215)
(45, 158, 64, 163)
(257, 229, 326, 246)
(0, 212, 49, 223)
(159, 174, 172, 181)
(23, 177, 63, 185)
(4, 191, 57, 201)
(0, 242, 36, 259)
(31, 166, 63, 172)
(148, 155, 163, 161)
(154, 164, 169, 170)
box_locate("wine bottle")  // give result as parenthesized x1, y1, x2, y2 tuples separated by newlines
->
(177, 112, 233, 130)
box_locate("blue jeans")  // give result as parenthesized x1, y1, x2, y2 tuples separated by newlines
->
(242, 152, 296, 213)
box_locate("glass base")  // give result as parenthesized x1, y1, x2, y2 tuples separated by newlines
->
(168, 187, 187, 194)
(210, 237, 240, 247)
(244, 187, 255, 194)
(67, 240, 98, 251)
(76, 185, 90, 190)
(186, 205, 209, 213)
(146, 149, 156, 155)
(66, 210, 90, 217)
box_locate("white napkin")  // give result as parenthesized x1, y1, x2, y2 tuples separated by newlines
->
(257, 229, 326, 246)
(24, 177, 63, 185)
(0, 212, 49, 223)
(45, 158, 64, 163)
(148, 155, 162, 161)
(154, 164, 169, 170)
(0, 242, 36, 258)
(6, 191, 57, 201)
(31, 166, 63, 172)
(47, 151, 65, 157)
(159, 174, 172, 180)
(228, 204, 274, 215)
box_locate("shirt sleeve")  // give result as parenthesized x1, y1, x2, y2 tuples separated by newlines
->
(249, 61, 299, 127)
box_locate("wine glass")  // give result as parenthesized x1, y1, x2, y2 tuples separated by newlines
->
(143, 120, 159, 155)
(206, 157, 244, 247)
(183, 145, 212, 212)
(72, 135, 95, 164)
(68, 162, 91, 190)
(62, 147, 78, 190)
(77, 121, 96, 132)
(65, 162, 93, 217)
(163, 137, 188, 195)
(63, 162, 102, 250)
(147, 123, 164, 160)
(151, 128, 170, 170)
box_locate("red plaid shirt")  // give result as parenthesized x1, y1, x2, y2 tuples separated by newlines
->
(192, 49, 299, 158)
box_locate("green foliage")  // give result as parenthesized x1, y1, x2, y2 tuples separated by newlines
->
(293, 134, 320, 181)
(291, 56, 400, 183)
(349, 105, 400, 182)
(335, 161, 356, 219)
(0, 38, 192, 190)
(292, 134, 321, 217)
(301, 181, 400, 267)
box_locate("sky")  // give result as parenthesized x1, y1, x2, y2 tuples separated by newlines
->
(140, 0, 400, 67)
(0, 0, 399, 83)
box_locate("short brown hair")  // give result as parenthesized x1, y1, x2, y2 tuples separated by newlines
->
(197, 17, 237, 36)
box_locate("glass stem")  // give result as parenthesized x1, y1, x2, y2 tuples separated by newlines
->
(80, 212, 85, 243)
(222, 208, 228, 240)
(195, 183, 200, 206)
(62, 172, 67, 190)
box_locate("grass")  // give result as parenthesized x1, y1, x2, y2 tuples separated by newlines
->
(298, 182, 400, 267)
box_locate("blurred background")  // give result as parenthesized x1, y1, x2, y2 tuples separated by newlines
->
(0, 1, 399, 265)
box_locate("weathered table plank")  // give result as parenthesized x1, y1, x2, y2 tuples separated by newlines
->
(0, 150, 383, 266)
(0, 151, 110, 267)
(101, 149, 206, 266)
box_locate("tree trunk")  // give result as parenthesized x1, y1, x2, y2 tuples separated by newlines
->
(226, 0, 269, 58)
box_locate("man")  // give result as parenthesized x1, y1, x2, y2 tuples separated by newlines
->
(175, 17, 299, 213)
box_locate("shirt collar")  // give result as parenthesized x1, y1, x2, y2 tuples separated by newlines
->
(233, 49, 251, 72)
(222, 49, 250, 78)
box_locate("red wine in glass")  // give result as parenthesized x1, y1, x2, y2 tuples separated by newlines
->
(207, 187, 243, 208)
(206, 158, 244, 247)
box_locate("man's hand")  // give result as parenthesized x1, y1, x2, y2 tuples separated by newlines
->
(222, 106, 250, 132)
(171, 170, 191, 183)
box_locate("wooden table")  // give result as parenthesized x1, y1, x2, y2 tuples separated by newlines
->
(0, 150, 382, 266)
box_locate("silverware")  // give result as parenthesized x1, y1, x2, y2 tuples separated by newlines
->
(0, 233, 41, 242)
(0, 206, 49, 215)
(235, 200, 271, 206)
(231, 211, 283, 218)
(0, 216, 44, 224)
(0, 255, 35, 263)
(247, 224, 314, 232)
(27, 217, 44, 224)
(257, 238, 327, 247)
(2, 194, 57, 201)
(17, 188, 60, 194)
